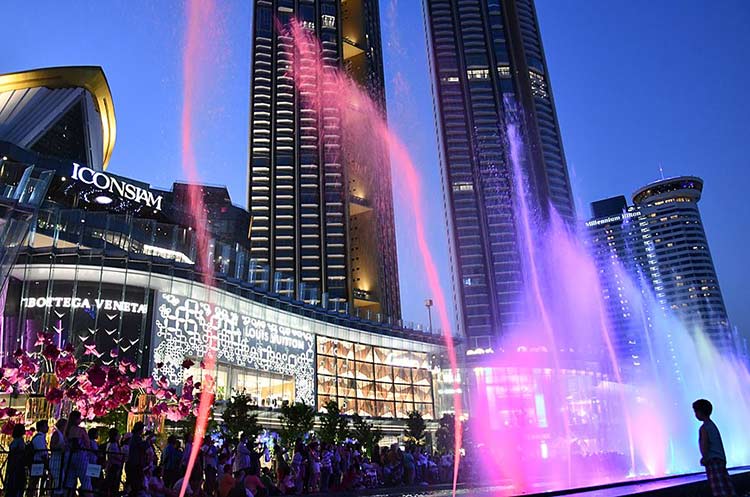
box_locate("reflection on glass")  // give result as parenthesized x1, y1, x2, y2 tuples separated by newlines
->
(395, 384, 414, 402)
(340, 397, 356, 416)
(375, 382, 394, 401)
(413, 369, 431, 385)
(315, 338, 434, 419)
(394, 366, 411, 384)
(357, 399, 375, 417)
(356, 380, 376, 399)
(338, 377, 356, 398)
(318, 375, 337, 396)
(355, 344, 373, 362)
(414, 385, 432, 403)
(337, 358, 354, 378)
(318, 355, 336, 376)
(376, 401, 395, 418)
(355, 361, 374, 380)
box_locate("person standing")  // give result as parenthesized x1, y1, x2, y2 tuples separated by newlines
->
(27, 419, 50, 496)
(63, 410, 91, 497)
(125, 422, 146, 497)
(162, 435, 181, 488)
(201, 436, 218, 495)
(320, 443, 332, 493)
(104, 428, 124, 497)
(233, 436, 252, 475)
(4, 423, 27, 497)
(84, 427, 100, 496)
(693, 399, 737, 497)
(49, 419, 67, 496)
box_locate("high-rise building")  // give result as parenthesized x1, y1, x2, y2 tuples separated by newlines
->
(423, 0, 575, 342)
(587, 177, 734, 360)
(248, 0, 400, 319)
(585, 196, 649, 376)
(632, 176, 732, 351)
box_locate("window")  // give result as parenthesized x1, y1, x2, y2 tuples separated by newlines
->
(467, 68, 490, 80)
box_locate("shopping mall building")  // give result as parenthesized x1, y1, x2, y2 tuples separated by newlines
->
(0, 67, 447, 433)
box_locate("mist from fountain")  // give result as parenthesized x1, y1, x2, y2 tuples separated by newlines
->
(467, 102, 750, 494)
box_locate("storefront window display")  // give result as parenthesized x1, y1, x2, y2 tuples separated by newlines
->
(1, 276, 152, 371)
(152, 293, 315, 405)
(316, 337, 435, 419)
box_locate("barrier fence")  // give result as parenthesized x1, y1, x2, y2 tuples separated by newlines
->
(0, 445, 143, 497)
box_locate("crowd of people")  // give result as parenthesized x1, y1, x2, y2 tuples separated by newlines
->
(2, 411, 459, 497)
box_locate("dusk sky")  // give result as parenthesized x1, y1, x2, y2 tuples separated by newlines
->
(3, 0, 749, 337)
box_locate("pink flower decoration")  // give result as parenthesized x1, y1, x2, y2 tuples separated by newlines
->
(42, 343, 60, 361)
(83, 344, 101, 358)
(87, 364, 107, 388)
(131, 378, 152, 390)
(34, 333, 52, 347)
(1, 420, 15, 435)
(19, 356, 38, 376)
(182, 359, 195, 369)
(55, 353, 77, 380)
(45, 387, 64, 404)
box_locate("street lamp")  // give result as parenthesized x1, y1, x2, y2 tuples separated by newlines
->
(424, 298, 433, 333)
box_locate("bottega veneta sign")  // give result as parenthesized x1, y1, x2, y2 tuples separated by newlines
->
(21, 297, 148, 315)
(71, 163, 164, 211)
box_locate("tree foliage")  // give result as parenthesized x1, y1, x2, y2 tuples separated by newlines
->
(403, 410, 427, 446)
(318, 400, 350, 445)
(435, 413, 455, 454)
(279, 401, 316, 448)
(351, 413, 382, 458)
(97, 406, 129, 434)
(223, 393, 262, 442)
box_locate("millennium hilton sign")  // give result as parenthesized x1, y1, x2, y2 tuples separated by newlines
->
(71, 163, 164, 211)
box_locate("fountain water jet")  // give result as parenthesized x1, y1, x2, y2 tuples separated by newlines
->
(282, 20, 464, 495)
(179, 1, 219, 496)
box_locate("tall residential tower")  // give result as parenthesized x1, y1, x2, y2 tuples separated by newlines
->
(248, 0, 400, 318)
(424, 0, 575, 343)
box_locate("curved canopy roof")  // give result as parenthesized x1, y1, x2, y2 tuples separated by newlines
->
(0, 66, 116, 169)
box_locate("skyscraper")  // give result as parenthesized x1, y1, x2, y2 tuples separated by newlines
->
(585, 196, 649, 377)
(248, 0, 401, 319)
(423, 0, 575, 342)
(633, 176, 732, 351)
(587, 177, 734, 363)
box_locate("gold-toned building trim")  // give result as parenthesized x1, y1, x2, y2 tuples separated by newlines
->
(0, 66, 116, 169)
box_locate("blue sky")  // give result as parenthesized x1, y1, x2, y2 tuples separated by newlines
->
(3, 0, 749, 337)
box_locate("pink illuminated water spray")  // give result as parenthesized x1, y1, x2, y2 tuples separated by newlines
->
(178, 1, 218, 497)
(283, 21, 464, 496)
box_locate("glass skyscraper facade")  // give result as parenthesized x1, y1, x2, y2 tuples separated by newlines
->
(632, 177, 732, 351)
(423, 0, 575, 342)
(248, 0, 401, 320)
(587, 177, 735, 377)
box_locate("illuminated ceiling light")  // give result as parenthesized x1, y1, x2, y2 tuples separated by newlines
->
(94, 195, 114, 205)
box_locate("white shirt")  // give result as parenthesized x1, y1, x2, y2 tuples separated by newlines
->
(32, 433, 48, 462)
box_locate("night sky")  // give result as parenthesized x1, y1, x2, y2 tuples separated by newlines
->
(3, 0, 748, 338)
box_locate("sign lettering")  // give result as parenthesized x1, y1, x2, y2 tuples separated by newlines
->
(71, 163, 164, 211)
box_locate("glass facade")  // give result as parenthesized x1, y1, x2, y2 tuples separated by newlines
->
(316, 337, 435, 419)
(471, 362, 628, 465)
(423, 0, 576, 342)
(587, 178, 735, 374)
